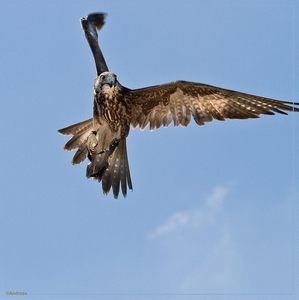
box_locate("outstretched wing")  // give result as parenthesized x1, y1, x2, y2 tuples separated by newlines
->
(129, 81, 299, 130)
(58, 118, 94, 165)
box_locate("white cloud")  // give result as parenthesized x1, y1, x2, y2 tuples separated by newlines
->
(144, 185, 294, 294)
(146, 212, 189, 239)
(145, 185, 245, 293)
(147, 185, 230, 240)
(206, 185, 228, 209)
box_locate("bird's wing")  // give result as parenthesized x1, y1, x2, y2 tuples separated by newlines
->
(129, 81, 299, 130)
(80, 13, 109, 75)
(58, 118, 132, 198)
(58, 118, 93, 136)
(58, 118, 95, 165)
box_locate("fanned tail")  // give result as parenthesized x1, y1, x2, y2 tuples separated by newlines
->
(86, 138, 133, 199)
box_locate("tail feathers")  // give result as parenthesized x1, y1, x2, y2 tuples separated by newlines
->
(87, 138, 133, 199)
(86, 150, 110, 180)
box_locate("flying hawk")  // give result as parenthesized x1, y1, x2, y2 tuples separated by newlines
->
(58, 13, 299, 199)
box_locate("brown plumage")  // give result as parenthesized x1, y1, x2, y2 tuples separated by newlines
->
(58, 71, 299, 198)
(58, 13, 299, 199)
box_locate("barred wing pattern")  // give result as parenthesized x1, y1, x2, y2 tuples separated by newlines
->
(58, 118, 94, 165)
(129, 81, 299, 131)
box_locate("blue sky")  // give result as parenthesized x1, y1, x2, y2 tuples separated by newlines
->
(1, 1, 299, 299)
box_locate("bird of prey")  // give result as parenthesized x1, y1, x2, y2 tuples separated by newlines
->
(58, 13, 299, 199)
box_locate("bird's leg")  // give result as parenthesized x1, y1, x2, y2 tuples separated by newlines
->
(87, 129, 119, 163)
(95, 138, 119, 175)
(99, 138, 120, 155)
(86, 136, 120, 179)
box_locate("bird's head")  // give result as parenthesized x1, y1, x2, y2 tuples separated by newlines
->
(95, 72, 117, 90)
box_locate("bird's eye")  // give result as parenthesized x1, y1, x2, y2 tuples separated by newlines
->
(101, 74, 106, 81)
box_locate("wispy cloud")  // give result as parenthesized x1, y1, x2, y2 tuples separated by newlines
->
(144, 184, 293, 294)
(145, 185, 243, 293)
(147, 185, 229, 239)
(206, 185, 228, 209)
(147, 212, 189, 239)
